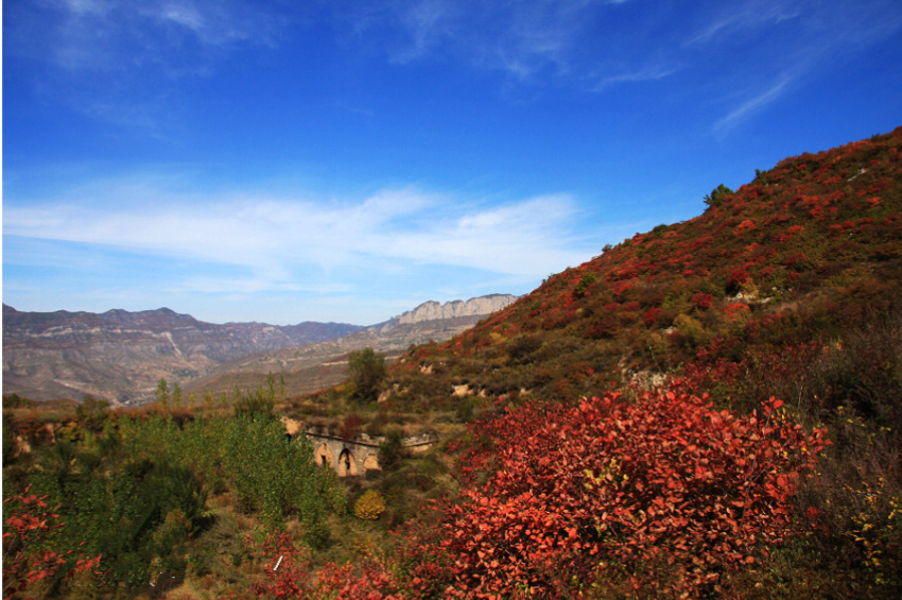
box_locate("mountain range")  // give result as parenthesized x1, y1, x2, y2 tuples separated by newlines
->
(2, 295, 518, 404)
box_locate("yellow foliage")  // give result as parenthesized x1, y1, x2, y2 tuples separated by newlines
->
(354, 489, 386, 520)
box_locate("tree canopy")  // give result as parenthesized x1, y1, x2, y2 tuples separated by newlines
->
(347, 347, 386, 403)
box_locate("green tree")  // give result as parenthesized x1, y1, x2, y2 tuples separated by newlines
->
(3, 393, 31, 409)
(233, 383, 276, 420)
(155, 378, 170, 407)
(347, 347, 386, 403)
(266, 372, 286, 403)
(377, 428, 408, 472)
(3, 418, 18, 464)
(76, 395, 110, 432)
(703, 183, 734, 209)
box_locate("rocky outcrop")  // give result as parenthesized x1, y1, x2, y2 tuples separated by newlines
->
(391, 294, 519, 327)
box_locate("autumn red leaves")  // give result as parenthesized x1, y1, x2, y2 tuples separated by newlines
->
(404, 384, 828, 598)
(3, 487, 101, 599)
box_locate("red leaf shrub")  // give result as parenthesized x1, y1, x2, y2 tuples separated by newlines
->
(642, 307, 662, 326)
(725, 270, 749, 294)
(408, 383, 828, 598)
(241, 532, 399, 600)
(2, 486, 100, 598)
(691, 293, 714, 310)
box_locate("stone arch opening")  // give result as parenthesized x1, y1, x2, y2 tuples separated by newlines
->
(337, 447, 359, 477)
(362, 453, 380, 473)
(315, 443, 334, 469)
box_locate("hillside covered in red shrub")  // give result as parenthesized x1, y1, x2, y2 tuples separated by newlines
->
(371, 126, 902, 598)
(401, 127, 902, 407)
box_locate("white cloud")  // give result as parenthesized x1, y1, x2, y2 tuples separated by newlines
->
(160, 2, 206, 32)
(59, 0, 110, 17)
(389, 0, 456, 64)
(689, 0, 902, 134)
(593, 65, 679, 91)
(683, 1, 802, 48)
(713, 74, 792, 135)
(3, 182, 591, 290)
(366, 0, 602, 82)
(5, 0, 285, 135)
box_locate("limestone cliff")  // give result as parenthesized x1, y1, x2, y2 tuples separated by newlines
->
(393, 294, 519, 327)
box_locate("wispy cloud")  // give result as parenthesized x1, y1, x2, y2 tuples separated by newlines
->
(683, 1, 802, 48)
(593, 65, 680, 91)
(688, 0, 902, 134)
(353, 0, 605, 83)
(389, 0, 456, 64)
(15, 0, 279, 73)
(6, 0, 284, 134)
(3, 179, 591, 292)
(713, 74, 792, 135)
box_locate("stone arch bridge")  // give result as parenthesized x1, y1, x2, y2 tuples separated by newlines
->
(299, 430, 438, 477)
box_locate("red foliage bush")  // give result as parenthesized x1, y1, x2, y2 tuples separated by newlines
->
(725, 270, 749, 294)
(585, 318, 617, 339)
(243, 532, 398, 600)
(691, 292, 714, 310)
(642, 307, 662, 326)
(340, 415, 364, 441)
(408, 383, 828, 598)
(3, 486, 100, 598)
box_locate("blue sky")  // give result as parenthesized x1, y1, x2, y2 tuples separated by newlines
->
(4, 0, 902, 326)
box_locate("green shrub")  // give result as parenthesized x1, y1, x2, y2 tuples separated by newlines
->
(574, 273, 597, 298)
(378, 428, 408, 472)
(703, 183, 734, 208)
(507, 334, 543, 363)
(348, 348, 387, 403)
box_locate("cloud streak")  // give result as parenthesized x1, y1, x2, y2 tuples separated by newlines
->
(713, 75, 792, 135)
(47, 0, 281, 70)
(353, 0, 604, 83)
(593, 65, 680, 91)
(5, 0, 285, 136)
(683, 1, 802, 48)
(687, 0, 902, 134)
(3, 181, 591, 292)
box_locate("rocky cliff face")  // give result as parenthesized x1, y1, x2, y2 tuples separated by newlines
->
(391, 295, 519, 327)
